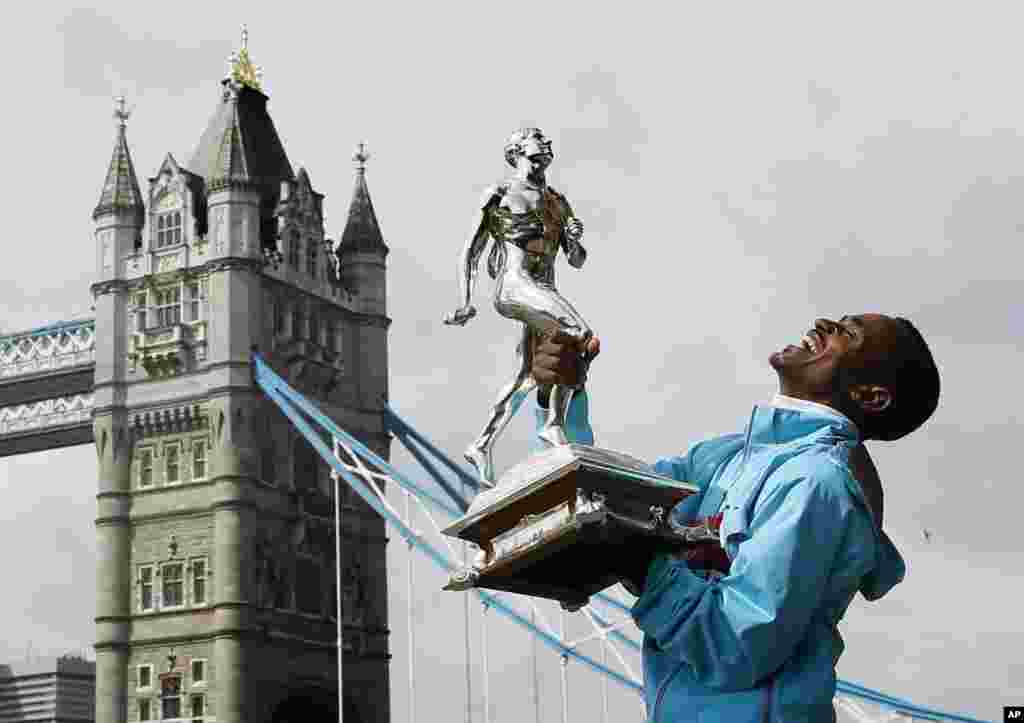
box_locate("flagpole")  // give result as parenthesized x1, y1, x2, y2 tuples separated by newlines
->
(332, 438, 345, 723)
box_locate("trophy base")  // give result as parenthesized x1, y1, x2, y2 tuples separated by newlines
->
(442, 444, 700, 608)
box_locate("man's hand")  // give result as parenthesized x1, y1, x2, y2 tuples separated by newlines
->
(674, 542, 732, 577)
(617, 542, 665, 597)
(444, 305, 477, 326)
(564, 217, 584, 245)
(563, 217, 586, 268)
(532, 331, 601, 388)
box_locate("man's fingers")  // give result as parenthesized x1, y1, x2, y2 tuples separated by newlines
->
(546, 329, 579, 346)
(533, 351, 579, 386)
(533, 330, 599, 387)
(538, 329, 593, 355)
(535, 341, 571, 361)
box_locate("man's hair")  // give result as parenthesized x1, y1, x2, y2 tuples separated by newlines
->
(851, 318, 940, 441)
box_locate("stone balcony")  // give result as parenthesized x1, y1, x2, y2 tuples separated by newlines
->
(129, 321, 208, 377)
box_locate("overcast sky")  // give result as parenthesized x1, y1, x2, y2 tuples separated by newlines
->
(1, 2, 1021, 721)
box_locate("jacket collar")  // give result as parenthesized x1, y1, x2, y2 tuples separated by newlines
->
(770, 394, 858, 433)
(746, 398, 860, 446)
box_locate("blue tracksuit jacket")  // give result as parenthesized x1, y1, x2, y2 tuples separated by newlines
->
(539, 394, 906, 722)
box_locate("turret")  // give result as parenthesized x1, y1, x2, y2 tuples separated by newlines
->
(90, 97, 142, 723)
(337, 144, 388, 317)
(93, 97, 144, 282)
(336, 145, 390, 409)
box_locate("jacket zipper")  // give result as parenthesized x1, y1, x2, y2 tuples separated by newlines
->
(651, 408, 759, 722)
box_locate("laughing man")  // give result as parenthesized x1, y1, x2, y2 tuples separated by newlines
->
(532, 314, 940, 723)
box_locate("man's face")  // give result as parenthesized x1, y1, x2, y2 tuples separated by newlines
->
(518, 135, 553, 174)
(770, 313, 902, 405)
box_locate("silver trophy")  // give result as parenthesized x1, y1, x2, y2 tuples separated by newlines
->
(442, 129, 700, 609)
(444, 128, 596, 485)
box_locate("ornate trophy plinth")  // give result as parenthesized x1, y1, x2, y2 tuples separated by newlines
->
(442, 444, 700, 609)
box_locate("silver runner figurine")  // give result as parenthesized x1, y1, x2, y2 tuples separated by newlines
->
(445, 128, 597, 487)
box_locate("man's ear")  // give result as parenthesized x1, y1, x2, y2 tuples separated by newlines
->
(850, 384, 892, 414)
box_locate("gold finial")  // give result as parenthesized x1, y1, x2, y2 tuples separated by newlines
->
(113, 96, 132, 127)
(228, 24, 262, 91)
(353, 142, 370, 172)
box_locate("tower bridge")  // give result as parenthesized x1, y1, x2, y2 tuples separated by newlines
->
(1, 31, 390, 723)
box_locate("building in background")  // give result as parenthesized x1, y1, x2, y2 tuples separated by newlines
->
(0, 655, 95, 723)
(89, 29, 390, 723)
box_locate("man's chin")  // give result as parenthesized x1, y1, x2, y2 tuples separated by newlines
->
(769, 345, 802, 370)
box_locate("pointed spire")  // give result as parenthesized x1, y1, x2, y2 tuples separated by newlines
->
(340, 143, 388, 255)
(94, 96, 144, 221)
(353, 142, 370, 173)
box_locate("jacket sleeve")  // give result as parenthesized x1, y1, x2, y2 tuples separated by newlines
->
(650, 435, 745, 523)
(631, 470, 854, 691)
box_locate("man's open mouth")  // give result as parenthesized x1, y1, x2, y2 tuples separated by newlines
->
(800, 330, 825, 355)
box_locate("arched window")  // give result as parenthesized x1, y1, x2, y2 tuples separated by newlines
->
(154, 287, 181, 327)
(160, 676, 182, 720)
(287, 233, 300, 269)
(307, 239, 318, 278)
(156, 210, 182, 248)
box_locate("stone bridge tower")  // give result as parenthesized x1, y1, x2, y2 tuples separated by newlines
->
(91, 35, 390, 723)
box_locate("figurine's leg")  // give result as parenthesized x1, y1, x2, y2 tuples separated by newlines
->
(537, 383, 575, 447)
(465, 325, 537, 486)
(495, 274, 593, 344)
(495, 272, 595, 450)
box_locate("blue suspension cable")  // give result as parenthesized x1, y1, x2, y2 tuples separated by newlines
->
(384, 405, 481, 491)
(388, 422, 470, 513)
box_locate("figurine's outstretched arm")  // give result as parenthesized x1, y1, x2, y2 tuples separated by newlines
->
(445, 186, 503, 326)
(557, 191, 587, 269)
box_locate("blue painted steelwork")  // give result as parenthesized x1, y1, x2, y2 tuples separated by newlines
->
(0, 318, 95, 343)
(385, 411, 472, 514)
(383, 405, 480, 492)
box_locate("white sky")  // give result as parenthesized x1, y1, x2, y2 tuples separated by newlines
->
(1, 2, 1022, 721)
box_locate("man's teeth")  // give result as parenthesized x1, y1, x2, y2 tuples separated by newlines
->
(801, 335, 819, 353)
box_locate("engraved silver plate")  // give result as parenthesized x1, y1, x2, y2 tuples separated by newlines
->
(441, 443, 702, 603)
(442, 443, 696, 540)
(491, 502, 572, 561)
